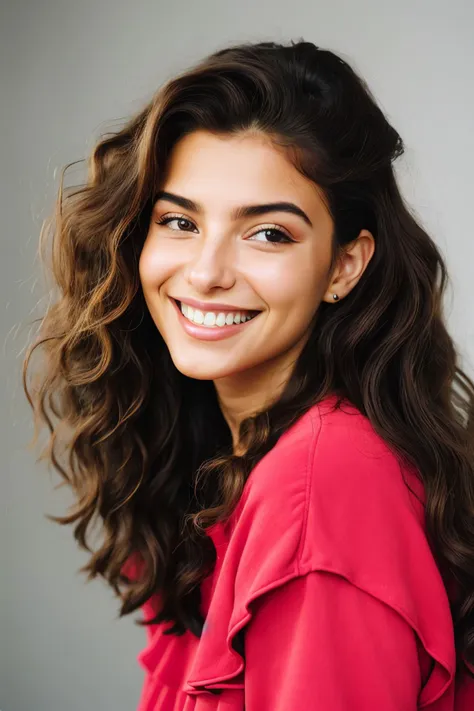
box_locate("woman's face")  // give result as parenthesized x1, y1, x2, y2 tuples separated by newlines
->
(139, 130, 338, 382)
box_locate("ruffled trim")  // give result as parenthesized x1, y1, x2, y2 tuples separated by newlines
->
(137, 670, 244, 710)
(138, 624, 199, 690)
(184, 572, 300, 696)
(183, 567, 455, 706)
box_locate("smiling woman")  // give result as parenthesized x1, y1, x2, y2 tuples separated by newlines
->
(22, 39, 474, 710)
(139, 129, 370, 385)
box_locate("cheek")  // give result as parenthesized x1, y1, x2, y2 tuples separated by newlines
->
(138, 240, 178, 291)
(253, 257, 328, 315)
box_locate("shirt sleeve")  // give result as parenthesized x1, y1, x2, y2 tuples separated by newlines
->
(243, 569, 422, 711)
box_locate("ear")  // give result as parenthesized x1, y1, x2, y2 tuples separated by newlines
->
(322, 229, 375, 303)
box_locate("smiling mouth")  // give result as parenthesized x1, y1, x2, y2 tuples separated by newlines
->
(175, 299, 260, 328)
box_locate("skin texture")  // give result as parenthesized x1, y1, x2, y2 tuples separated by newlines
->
(139, 130, 375, 446)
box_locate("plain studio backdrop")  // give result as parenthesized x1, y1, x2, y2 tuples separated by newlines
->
(1, 1, 473, 709)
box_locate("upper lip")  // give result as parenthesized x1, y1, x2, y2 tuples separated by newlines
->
(172, 296, 261, 313)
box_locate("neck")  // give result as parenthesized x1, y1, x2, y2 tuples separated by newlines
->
(213, 351, 300, 454)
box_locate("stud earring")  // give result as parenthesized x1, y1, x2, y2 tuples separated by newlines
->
(332, 293, 340, 301)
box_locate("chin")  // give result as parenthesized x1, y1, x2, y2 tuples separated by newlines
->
(170, 357, 234, 381)
(170, 351, 255, 380)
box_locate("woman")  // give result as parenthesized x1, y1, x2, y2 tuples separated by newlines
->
(23, 39, 474, 709)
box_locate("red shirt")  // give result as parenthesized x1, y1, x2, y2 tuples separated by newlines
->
(133, 394, 474, 709)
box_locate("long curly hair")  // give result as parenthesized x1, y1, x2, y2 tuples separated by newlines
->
(22, 39, 474, 668)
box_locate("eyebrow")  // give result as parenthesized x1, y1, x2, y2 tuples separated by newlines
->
(154, 190, 313, 228)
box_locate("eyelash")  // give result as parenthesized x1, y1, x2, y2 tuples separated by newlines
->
(154, 214, 296, 245)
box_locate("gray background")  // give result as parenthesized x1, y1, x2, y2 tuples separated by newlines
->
(1, 1, 473, 710)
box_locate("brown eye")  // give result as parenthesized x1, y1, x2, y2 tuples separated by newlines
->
(247, 227, 295, 244)
(155, 216, 198, 232)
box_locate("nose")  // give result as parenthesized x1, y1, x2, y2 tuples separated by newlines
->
(184, 237, 236, 293)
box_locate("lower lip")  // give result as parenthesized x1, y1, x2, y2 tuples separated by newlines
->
(171, 299, 259, 342)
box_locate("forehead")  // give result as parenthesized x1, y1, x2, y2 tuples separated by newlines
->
(158, 130, 327, 217)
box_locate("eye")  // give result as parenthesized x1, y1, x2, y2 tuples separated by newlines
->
(155, 214, 198, 233)
(247, 226, 295, 245)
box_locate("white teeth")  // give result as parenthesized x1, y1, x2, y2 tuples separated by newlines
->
(203, 312, 216, 326)
(193, 309, 204, 324)
(179, 302, 256, 328)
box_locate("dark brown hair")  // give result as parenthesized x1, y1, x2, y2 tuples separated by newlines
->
(23, 40, 474, 670)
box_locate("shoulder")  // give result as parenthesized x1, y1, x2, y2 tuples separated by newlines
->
(229, 394, 452, 634)
(303, 395, 428, 569)
(223, 394, 427, 597)
(297, 396, 430, 584)
(236, 393, 425, 557)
